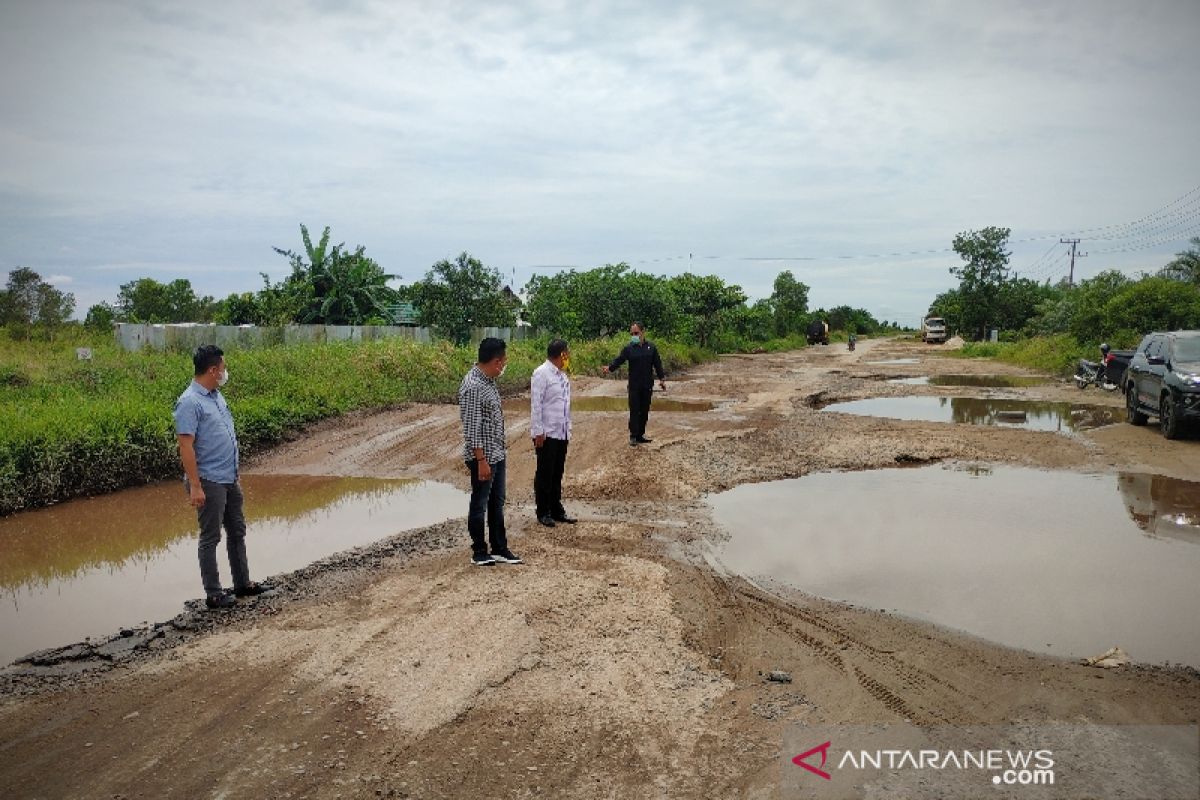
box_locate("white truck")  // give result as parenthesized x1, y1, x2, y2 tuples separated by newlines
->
(922, 316, 947, 344)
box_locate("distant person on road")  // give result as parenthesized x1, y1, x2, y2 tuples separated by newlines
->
(530, 339, 576, 528)
(458, 337, 522, 566)
(174, 345, 270, 610)
(602, 321, 666, 446)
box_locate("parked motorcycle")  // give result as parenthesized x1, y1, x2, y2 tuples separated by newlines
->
(1074, 343, 1119, 391)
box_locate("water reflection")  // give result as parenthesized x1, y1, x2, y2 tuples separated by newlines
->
(0, 476, 429, 591)
(0, 475, 467, 665)
(826, 396, 1122, 432)
(1118, 473, 1200, 543)
(886, 374, 1050, 387)
(708, 465, 1200, 665)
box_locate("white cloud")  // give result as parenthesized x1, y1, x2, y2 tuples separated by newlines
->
(1, 0, 1198, 320)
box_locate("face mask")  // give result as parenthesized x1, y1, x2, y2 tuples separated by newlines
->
(498, 364, 507, 378)
(630, 335, 641, 345)
(217, 367, 229, 387)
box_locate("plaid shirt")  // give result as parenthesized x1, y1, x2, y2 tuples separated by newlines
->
(459, 365, 507, 464)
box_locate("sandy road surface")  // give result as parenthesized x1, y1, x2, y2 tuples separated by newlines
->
(2, 337, 1198, 799)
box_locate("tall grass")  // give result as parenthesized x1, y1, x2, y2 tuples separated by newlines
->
(0, 334, 713, 516)
(950, 334, 1093, 375)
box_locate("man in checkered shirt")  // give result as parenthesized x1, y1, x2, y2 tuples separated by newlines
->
(458, 337, 522, 566)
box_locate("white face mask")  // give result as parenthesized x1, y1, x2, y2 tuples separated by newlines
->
(498, 365, 507, 378)
(217, 367, 229, 387)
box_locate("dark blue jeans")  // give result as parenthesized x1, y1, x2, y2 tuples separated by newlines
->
(466, 458, 508, 555)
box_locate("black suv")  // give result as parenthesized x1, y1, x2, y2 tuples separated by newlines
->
(1124, 330, 1200, 439)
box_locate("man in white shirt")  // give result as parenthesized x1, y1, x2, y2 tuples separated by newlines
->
(530, 339, 576, 527)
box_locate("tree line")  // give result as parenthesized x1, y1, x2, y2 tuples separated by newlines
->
(928, 230, 1200, 345)
(4, 222, 896, 348)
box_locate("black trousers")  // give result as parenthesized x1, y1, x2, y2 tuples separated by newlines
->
(466, 458, 507, 556)
(534, 437, 569, 519)
(628, 386, 653, 438)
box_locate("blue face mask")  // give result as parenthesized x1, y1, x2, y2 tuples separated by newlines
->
(630, 334, 641, 345)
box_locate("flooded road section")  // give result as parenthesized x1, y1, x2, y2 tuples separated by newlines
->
(826, 396, 1122, 432)
(0, 475, 467, 665)
(888, 374, 1050, 388)
(708, 465, 1200, 666)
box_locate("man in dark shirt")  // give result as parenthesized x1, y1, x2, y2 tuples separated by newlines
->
(602, 321, 667, 446)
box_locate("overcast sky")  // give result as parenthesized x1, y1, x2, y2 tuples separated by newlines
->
(2, 0, 1199, 326)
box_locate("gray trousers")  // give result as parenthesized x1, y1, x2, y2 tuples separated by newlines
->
(192, 478, 251, 596)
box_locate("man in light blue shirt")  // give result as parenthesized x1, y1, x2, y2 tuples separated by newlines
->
(530, 339, 576, 527)
(174, 345, 268, 609)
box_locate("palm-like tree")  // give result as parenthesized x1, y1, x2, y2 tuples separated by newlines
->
(1161, 236, 1200, 284)
(273, 225, 399, 324)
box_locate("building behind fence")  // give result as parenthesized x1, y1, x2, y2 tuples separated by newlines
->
(115, 323, 539, 352)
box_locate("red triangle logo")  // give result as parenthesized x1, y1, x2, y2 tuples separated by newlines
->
(792, 740, 832, 780)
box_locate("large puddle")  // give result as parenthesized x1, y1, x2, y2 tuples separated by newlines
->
(504, 396, 714, 413)
(708, 466, 1200, 666)
(866, 358, 920, 365)
(0, 475, 467, 665)
(826, 396, 1122, 432)
(888, 374, 1050, 388)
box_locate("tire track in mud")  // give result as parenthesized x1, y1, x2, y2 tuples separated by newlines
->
(691, 564, 989, 724)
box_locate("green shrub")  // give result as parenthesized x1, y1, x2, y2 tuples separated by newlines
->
(955, 334, 1092, 375)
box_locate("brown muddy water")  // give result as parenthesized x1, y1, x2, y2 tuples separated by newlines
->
(826, 396, 1122, 432)
(887, 375, 1051, 388)
(503, 395, 715, 413)
(0, 475, 467, 665)
(708, 465, 1200, 666)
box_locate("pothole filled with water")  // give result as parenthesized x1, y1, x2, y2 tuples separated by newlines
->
(887, 375, 1050, 388)
(825, 396, 1122, 432)
(0, 475, 467, 665)
(866, 358, 920, 365)
(707, 465, 1200, 666)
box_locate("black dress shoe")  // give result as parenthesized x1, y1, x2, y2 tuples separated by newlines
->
(635, 436, 653, 444)
(234, 582, 272, 598)
(205, 593, 236, 609)
(629, 437, 639, 447)
(538, 515, 556, 527)
(552, 514, 577, 524)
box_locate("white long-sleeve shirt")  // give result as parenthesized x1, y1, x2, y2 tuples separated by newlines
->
(530, 360, 572, 441)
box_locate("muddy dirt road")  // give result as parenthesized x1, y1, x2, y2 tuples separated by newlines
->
(3, 337, 1198, 799)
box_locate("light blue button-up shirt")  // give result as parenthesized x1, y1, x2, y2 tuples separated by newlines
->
(173, 381, 240, 484)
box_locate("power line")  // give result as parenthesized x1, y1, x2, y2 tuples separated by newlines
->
(517, 181, 1200, 273)
(1091, 225, 1200, 255)
(1007, 182, 1200, 244)
(1020, 240, 1063, 275)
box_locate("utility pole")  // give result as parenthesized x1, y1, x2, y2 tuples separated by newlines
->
(1060, 238, 1088, 287)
